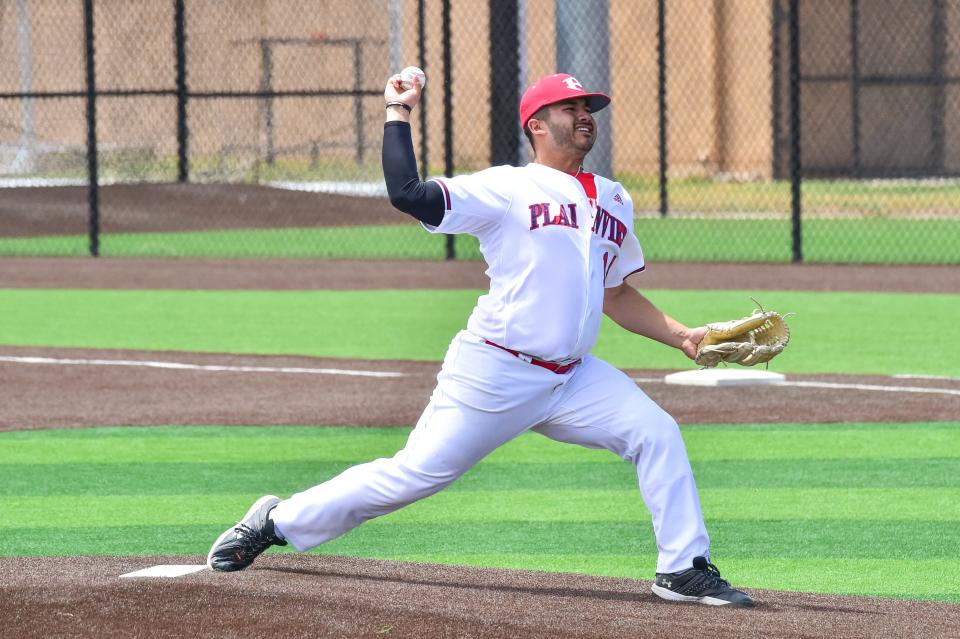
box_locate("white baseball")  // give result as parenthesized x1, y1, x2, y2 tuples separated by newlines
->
(400, 66, 426, 91)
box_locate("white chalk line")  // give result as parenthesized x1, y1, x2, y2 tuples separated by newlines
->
(632, 375, 960, 397)
(778, 380, 960, 397)
(893, 373, 960, 381)
(3, 356, 956, 394)
(0, 355, 406, 378)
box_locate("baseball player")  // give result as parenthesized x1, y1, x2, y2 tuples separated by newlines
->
(207, 72, 753, 608)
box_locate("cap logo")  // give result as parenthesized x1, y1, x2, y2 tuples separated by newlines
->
(562, 77, 583, 92)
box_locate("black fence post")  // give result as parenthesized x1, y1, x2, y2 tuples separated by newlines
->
(849, 0, 861, 178)
(931, 0, 947, 174)
(770, 0, 783, 179)
(489, 0, 520, 166)
(260, 40, 275, 165)
(657, 0, 668, 218)
(83, 0, 99, 257)
(353, 40, 365, 165)
(788, 0, 802, 263)
(442, 0, 455, 260)
(175, 0, 188, 182)
(417, 0, 428, 181)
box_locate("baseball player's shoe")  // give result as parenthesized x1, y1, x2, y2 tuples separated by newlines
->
(207, 495, 287, 572)
(651, 556, 754, 607)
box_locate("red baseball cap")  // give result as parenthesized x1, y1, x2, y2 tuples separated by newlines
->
(519, 73, 611, 129)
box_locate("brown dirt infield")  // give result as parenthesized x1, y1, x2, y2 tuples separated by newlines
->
(3, 346, 959, 431)
(0, 184, 406, 237)
(3, 254, 959, 293)
(3, 250, 959, 636)
(5, 555, 960, 639)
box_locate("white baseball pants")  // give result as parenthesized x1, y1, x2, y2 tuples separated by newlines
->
(270, 330, 710, 573)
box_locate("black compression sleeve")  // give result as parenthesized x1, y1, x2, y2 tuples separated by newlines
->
(382, 121, 445, 226)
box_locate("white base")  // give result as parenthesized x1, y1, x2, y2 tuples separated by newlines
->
(664, 368, 785, 387)
(120, 564, 207, 579)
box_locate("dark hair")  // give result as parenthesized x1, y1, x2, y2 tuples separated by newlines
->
(523, 105, 550, 151)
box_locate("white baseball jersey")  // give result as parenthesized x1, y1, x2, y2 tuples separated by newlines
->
(427, 163, 645, 363)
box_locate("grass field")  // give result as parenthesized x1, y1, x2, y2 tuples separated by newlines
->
(2, 266, 958, 605)
(2, 287, 958, 376)
(2, 422, 958, 601)
(1, 217, 957, 263)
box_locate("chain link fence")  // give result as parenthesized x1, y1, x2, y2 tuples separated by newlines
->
(0, 0, 957, 263)
(0, 1, 88, 255)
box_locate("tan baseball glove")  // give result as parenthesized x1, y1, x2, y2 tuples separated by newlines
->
(695, 308, 790, 368)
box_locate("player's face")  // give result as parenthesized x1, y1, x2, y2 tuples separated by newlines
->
(544, 99, 596, 154)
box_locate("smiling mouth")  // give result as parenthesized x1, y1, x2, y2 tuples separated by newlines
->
(575, 126, 593, 136)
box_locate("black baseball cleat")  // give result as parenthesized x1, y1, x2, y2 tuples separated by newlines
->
(651, 556, 754, 607)
(207, 495, 287, 572)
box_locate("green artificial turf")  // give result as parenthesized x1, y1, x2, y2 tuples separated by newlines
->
(635, 217, 960, 263)
(2, 288, 958, 376)
(0, 216, 957, 263)
(1, 422, 958, 601)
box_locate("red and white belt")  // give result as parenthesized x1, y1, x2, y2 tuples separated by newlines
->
(483, 340, 581, 375)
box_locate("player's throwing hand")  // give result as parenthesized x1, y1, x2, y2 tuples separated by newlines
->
(384, 70, 422, 115)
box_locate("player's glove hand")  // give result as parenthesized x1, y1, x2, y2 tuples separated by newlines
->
(694, 307, 790, 368)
